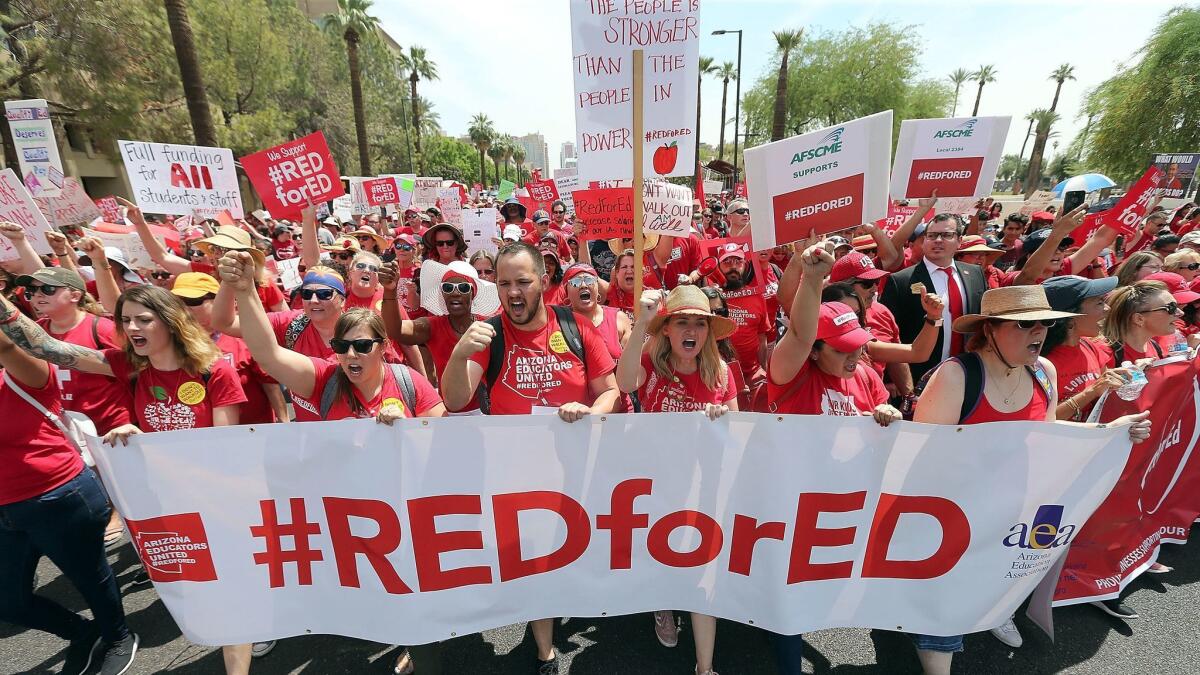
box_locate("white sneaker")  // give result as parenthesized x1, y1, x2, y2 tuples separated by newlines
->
(989, 617, 1023, 648)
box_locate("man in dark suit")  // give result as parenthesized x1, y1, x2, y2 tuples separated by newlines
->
(879, 213, 987, 382)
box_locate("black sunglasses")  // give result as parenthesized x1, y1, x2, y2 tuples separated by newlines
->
(1012, 318, 1059, 329)
(300, 288, 338, 301)
(1183, 263, 1200, 271)
(330, 251, 355, 261)
(188, 249, 206, 258)
(151, 271, 172, 280)
(330, 337, 383, 355)
(441, 281, 473, 294)
(711, 307, 730, 317)
(395, 243, 414, 251)
(435, 239, 458, 248)
(731, 208, 750, 215)
(1139, 302, 1180, 316)
(181, 294, 214, 307)
(552, 209, 566, 215)
(24, 284, 63, 300)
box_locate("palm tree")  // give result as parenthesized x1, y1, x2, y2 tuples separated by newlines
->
(467, 113, 494, 187)
(1048, 63, 1075, 113)
(512, 144, 526, 185)
(487, 140, 505, 186)
(500, 135, 515, 181)
(716, 61, 737, 160)
(397, 46, 439, 174)
(948, 68, 970, 117)
(163, 0, 217, 146)
(693, 56, 717, 183)
(322, 0, 380, 174)
(970, 65, 997, 116)
(1023, 109, 1060, 197)
(1019, 110, 1036, 159)
(770, 29, 803, 141)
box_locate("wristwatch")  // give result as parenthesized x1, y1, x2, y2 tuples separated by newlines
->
(924, 316, 943, 327)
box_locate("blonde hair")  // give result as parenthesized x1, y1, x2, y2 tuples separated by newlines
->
(1115, 251, 1162, 287)
(352, 251, 382, 268)
(1164, 250, 1200, 271)
(1102, 280, 1168, 348)
(114, 285, 220, 376)
(646, 315, 727, 391)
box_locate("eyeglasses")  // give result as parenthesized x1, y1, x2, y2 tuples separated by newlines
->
(441, 282, 473, 294)
(188, 249, 206, 258)
(180, 294, 214, 307)
(394, 243, 413, 252)
(1140, 302, 1180, 316)
(731, 208, 750, 215)
(925, 231, 959, 241)
(355, 235, 374, 242)
(300, 287, 338, 301)
(435, 239, 457, 248)
(1184, 263, 1200, 271)
(330, 337, 382, 355)
(151, 271, 172, 280)
(692, 215, 703, 221)
(566, 274, 598, 288)
(24, 284, 63, 300)
(353, 262, 379, 273)
(330, 252, 355, 261)
(1012, 318, 1059, 329)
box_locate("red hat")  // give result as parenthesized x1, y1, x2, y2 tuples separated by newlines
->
(562, 264, 598, 286)
(717, 242, 746, 263)
(829, 251, 887, 284)
(816, 302, 874, 352)
(852, 235, 877, 251)
(1031, 211, 1055, 223)
(1145, 271, 1200, 305)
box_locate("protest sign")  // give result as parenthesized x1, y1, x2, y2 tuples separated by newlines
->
(703, 179, 724, 197)
(553, 168, 580, 214)
(345, 178, 375, 215)
(331, 195, 353, 222)
(437, 187, 463, 227)
(874, 202, 932, 237)
(734, 181, 747, 198)
(412, 177, 442, 210)
(1055, 355, 1200, 606)
(0, 168, 55, 262)
(890, 116, 1011, 200)
(118, 140, 243, 218)
(33, 177, 102, 228)
(275, 257, 303, 292)
(384, 175, 415, 211)
(4, 99, 65, 196)
(644, 178, 692, 237)
(240, 131, 343, 220)
(462, 208, 499, 257)
(1019, 190, 1056, 217)
(90, 412, 1129, 647)
(1150, 152, 1200, 199)
(569, 0, 700, 183)
(744, 111, 892, 250)
(936, 196, 978, 216)
(362, 177, 399, 207)
(1092, 165, 1164, 237)
(497, 179, 516, 201)
(80, 227, 155, 269)
(573, 187, 634, 240)
(94, 196, 122, 224)
(526, 179, 560, 204)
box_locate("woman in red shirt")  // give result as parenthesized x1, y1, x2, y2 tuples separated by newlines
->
(615, 284, 737, 675)
(1101, 280, 1179, 363)
(913, 284, 1150, 675)
(606, 250, 637, 319)
(343, 251, 386, 312)
(540, 247, 567, 307)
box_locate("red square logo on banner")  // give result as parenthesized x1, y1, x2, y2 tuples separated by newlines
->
(526, 179, 560, 204)
(240, 131, 344, 220)
(906, 157, 985, 198)
(126, 512, 218, 583)
(363, 177, 399, 207)
(772, 173, 865, 242)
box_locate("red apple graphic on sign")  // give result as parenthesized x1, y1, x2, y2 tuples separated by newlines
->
(652, 142, 678, 175)
(142, 385, 196, 431)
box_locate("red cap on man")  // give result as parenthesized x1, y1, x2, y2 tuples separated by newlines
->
(717, 242, 746, 263)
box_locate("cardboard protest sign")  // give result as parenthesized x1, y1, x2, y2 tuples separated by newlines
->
(331, 194, 353, 222)
(644, 178, 692, 237)
(344, 178, 374, 215)
(1150, 152, 1200, 199)
(890, 116, 1011, 200)
(735, 181, 747, 198)
(553, 168, 580, 214)
(573, 187, 633, 240)
(437, 187, 463, 227)
(0, 168, 54, 261)
(703, 179, 724, 197)
(274, 256, 303, 291)
(80, 226, 155, 269)
(412, 177, 442, 210)
(33, 178, 102, 228)
(526, 179, 559, 204)
(240, 131, 343, 220)
(462, 208, 499, 257)
(874, 201, 933, 237)
(497, 180, 515, 201)
(1019, 190, 1056, 217)
(118, 140, 243, 218)
(569, 0, 700, 182)
(94, 196, 122, 224)
(362, 177, 399, 207)
(744, 111, 892, 250)
(936, 196, 978, 216)
(4, 99, 65, 196)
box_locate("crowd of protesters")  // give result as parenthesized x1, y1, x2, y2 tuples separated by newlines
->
(6, 180, 1189, 675)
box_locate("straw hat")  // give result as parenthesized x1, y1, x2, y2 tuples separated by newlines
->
(348, 225, 389, 250)
(952, 286, 1081, 334)
(608, 232, 660, 256)
(647, 285, 736, 340)
(195, 225, 264, 265)
(322, 235, 362, 254)
(957, 235, 1005, 257)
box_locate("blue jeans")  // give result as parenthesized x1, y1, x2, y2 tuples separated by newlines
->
(770, 632, 805, 674)
(0, 467, 130, 644)
(909, 632, 964, 653)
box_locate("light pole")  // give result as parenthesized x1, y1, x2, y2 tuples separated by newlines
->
(712, 29, 743, 185)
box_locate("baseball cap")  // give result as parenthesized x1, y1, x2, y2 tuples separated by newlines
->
(532, 210, 551, 224)
(829, 251, 887, 284)
(1180, 231, 1200, 247)
(1041, 275, 1119, 312)
(562, 264, 599, 286)
(15, 267, 86, 292)
(1030, 211, 1055, 223)
(1023, 228, 1073, 254)
(827, 235, 852, 251)
(170, 272, 220, 299)
(502, 224, 523, 242)
(816, 301, 873, 352)
(1145, 271, 1200, 305)
(717, 242, 746, 263)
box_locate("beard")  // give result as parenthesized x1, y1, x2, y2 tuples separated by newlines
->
(723, 270, 746, 292)
(507, 292, 543, 326)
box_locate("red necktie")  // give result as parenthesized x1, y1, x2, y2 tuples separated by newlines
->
(939, 266, 965, 355)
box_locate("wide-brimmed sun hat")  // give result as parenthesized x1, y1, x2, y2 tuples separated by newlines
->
(195, 225, 265, 265)
(647, 285, 736, 340)
(952, 285, 1082, 334)
(418, 259, 500, 317)
(608, 232, 660, 256)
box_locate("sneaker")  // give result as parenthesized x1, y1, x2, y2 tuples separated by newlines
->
(62, 622, 101, 675)
(98, 633, 139, 675)
(989, 617, 1023, 648)
(251, 640, 276, 658)
(653, 610, 678, 648)
(536, 656, 559, 675)
(1091, 598, 1139, 619)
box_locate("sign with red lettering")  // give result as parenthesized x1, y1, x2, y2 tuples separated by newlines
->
(118, 140, 244, 218)
(744, 111, 892, 250)
(363, 177, 400, 207)
(572, 187, 633, 240)
(240, 131, 344, 220)
(34, 177, 102, 228)
(890, 116, 1011, 200)
(87, 412, 1132, 647)
(875, 202, 934, 237)
(0, 167, 55, 262)
(95, 196, 122, 224)
(526, 179, 560, 204)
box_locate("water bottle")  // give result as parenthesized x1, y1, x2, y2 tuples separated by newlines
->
(1114, 361, 1148, 401)
(1169, 331, 1190, 354)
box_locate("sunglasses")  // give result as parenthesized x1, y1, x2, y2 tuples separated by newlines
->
(441, 281, 473, 294)
(395, 243, 414, 252)
(353, 262, 379, 273)
(712, 307, 729, 317)
(435, 240, 457, 248)
(1183, 263, 1200, 271)
(731, 208, 750, 215)
(181, 294, 214, 307)
(1010, 318, 1059, 329)
(692, 215, 703, 221)
(330, 251, 355, 261)
(566, 274, 598, 288)
(188, 249, 206, 258)
(1139, 302, 1180, 316)
(552, 210, 566, 215)
(24, 284, 63, 300)
(476, 268, 495, 277)
(850, 279, 877, 289)
(330, 337, 382, 355)
(151, 271, 172, 280)
(355, 235, 374, 242)
(300, 287, 338, 301)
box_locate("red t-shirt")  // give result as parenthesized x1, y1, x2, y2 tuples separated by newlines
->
(258, 282, 287, 311)
(40, 315, 133, 433)
(269, 309, 333, 359)
(104, 348, 247, 431)
(637, 353, 735, 412)
(643, 237, 701, 290)
(724, 287, 773, 379)
(292, 357, 441, 421)
(998, 258, 1074, 287)
(1045, 337, 1112, 420)
(767, 359, 889, 415)
(0, 367, 84, 505)
(543, 281, 567, 307)
(863, 303, 899, 377)
(424, 314, 482, 412)
(215, 333, 277, 424)
(469, 310, 615, 414)
(345, 287, 385, 312)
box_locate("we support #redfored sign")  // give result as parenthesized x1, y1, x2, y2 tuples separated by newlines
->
(240, 131, 344, 219)
(363, 177, 400, 207)
(526, 179, 560, 204)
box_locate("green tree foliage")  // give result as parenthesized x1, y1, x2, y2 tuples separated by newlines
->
(422, 135, 479, 184)
(1084, 7, 1200, 182)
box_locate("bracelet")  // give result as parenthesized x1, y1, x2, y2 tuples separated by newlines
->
(1065, 397, 1081, 415)
(382, 295, 397, 303)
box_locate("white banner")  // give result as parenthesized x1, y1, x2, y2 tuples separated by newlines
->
(34, 177, 103, 228)
(462, 208, 499, 258)
(644, 178, 692, 237)
(89, 413, 1129, 647)
(412, 178, 442, 210)
(744, 111, 892, 251)
(890, 116, 1011, 201)
(117, 140, 243, 218)
(4, 98, 65, 196)
(0, 167, 54, 261)
(553, 168, 580, 215)
(569, 0, 700, 182)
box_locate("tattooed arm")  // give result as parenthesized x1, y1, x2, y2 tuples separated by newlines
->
(0, 294, 114, 376)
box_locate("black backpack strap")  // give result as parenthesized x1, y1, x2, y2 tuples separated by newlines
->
(956, 352, 985, 424)
(90, 315, 101, 348)
(318, 374, 339, 420)
(388, 364, 417, 414)
(551, 305, 587, 365)
(484, 315, 506, 390)
(1111, 342, 1124, 365)
(1151, 340, 1164, 359)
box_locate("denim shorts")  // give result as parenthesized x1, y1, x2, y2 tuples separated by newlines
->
(909, 632, 964, 653)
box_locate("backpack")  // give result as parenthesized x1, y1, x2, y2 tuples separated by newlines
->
(284, 314, 311, 351)
(479, 305, 586, 414)
(913, 352, 1053, 424)
(318, 363, 416, 420)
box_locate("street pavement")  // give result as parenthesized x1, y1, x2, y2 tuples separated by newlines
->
(4, 526, 1198, 674)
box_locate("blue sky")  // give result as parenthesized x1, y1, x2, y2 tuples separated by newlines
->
(375, 0, 1175, 170)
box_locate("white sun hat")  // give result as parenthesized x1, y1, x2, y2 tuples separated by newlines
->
(419, 259, 500, 317)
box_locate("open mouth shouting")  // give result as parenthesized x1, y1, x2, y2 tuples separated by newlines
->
(1027, 338, 1043, 357)
(578, 288, 593, 303)
(681, 337, 698, 351)
(345, 362, 364, 377)
(129, 335, 149, 352)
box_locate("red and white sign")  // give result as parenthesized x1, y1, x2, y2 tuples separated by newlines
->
(526, 179, 559, 204)
(240, 131, 344, 220)
(1095, 165, 1164, 237)
(744, 111, 892, 250)
(362, 177, 399, 207)
(95, 196, 122, 224)
(0, 167, 55, 262)
(875, 202, 934, 237)
(118, 140, 244, 218)
(890, 116, 1011, 200)
(34, 177, 102, 228)
(90, 413, 1130, 647)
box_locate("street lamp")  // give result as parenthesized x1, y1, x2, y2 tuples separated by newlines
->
(712, 29, 743, 186)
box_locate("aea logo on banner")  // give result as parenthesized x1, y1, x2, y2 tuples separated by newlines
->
(934, 118, 977, 139)
(127, 512, 218, 582)
(1002, 504, 1076, 550)
(790, 127, 845, 168)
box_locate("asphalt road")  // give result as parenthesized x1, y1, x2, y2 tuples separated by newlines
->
(4, 526, 1199, 674)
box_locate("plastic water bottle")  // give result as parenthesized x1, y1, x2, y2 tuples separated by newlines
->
(1114, 361, 1148, 401)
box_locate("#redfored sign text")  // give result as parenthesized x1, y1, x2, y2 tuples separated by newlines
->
(240, 131, 343, 219)
(526, 179, 560, 204)
(573, 187, 633, 240)
(363, 177, 400, 207)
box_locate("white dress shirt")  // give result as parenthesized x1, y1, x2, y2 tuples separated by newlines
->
(923, 257, 967, 361)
